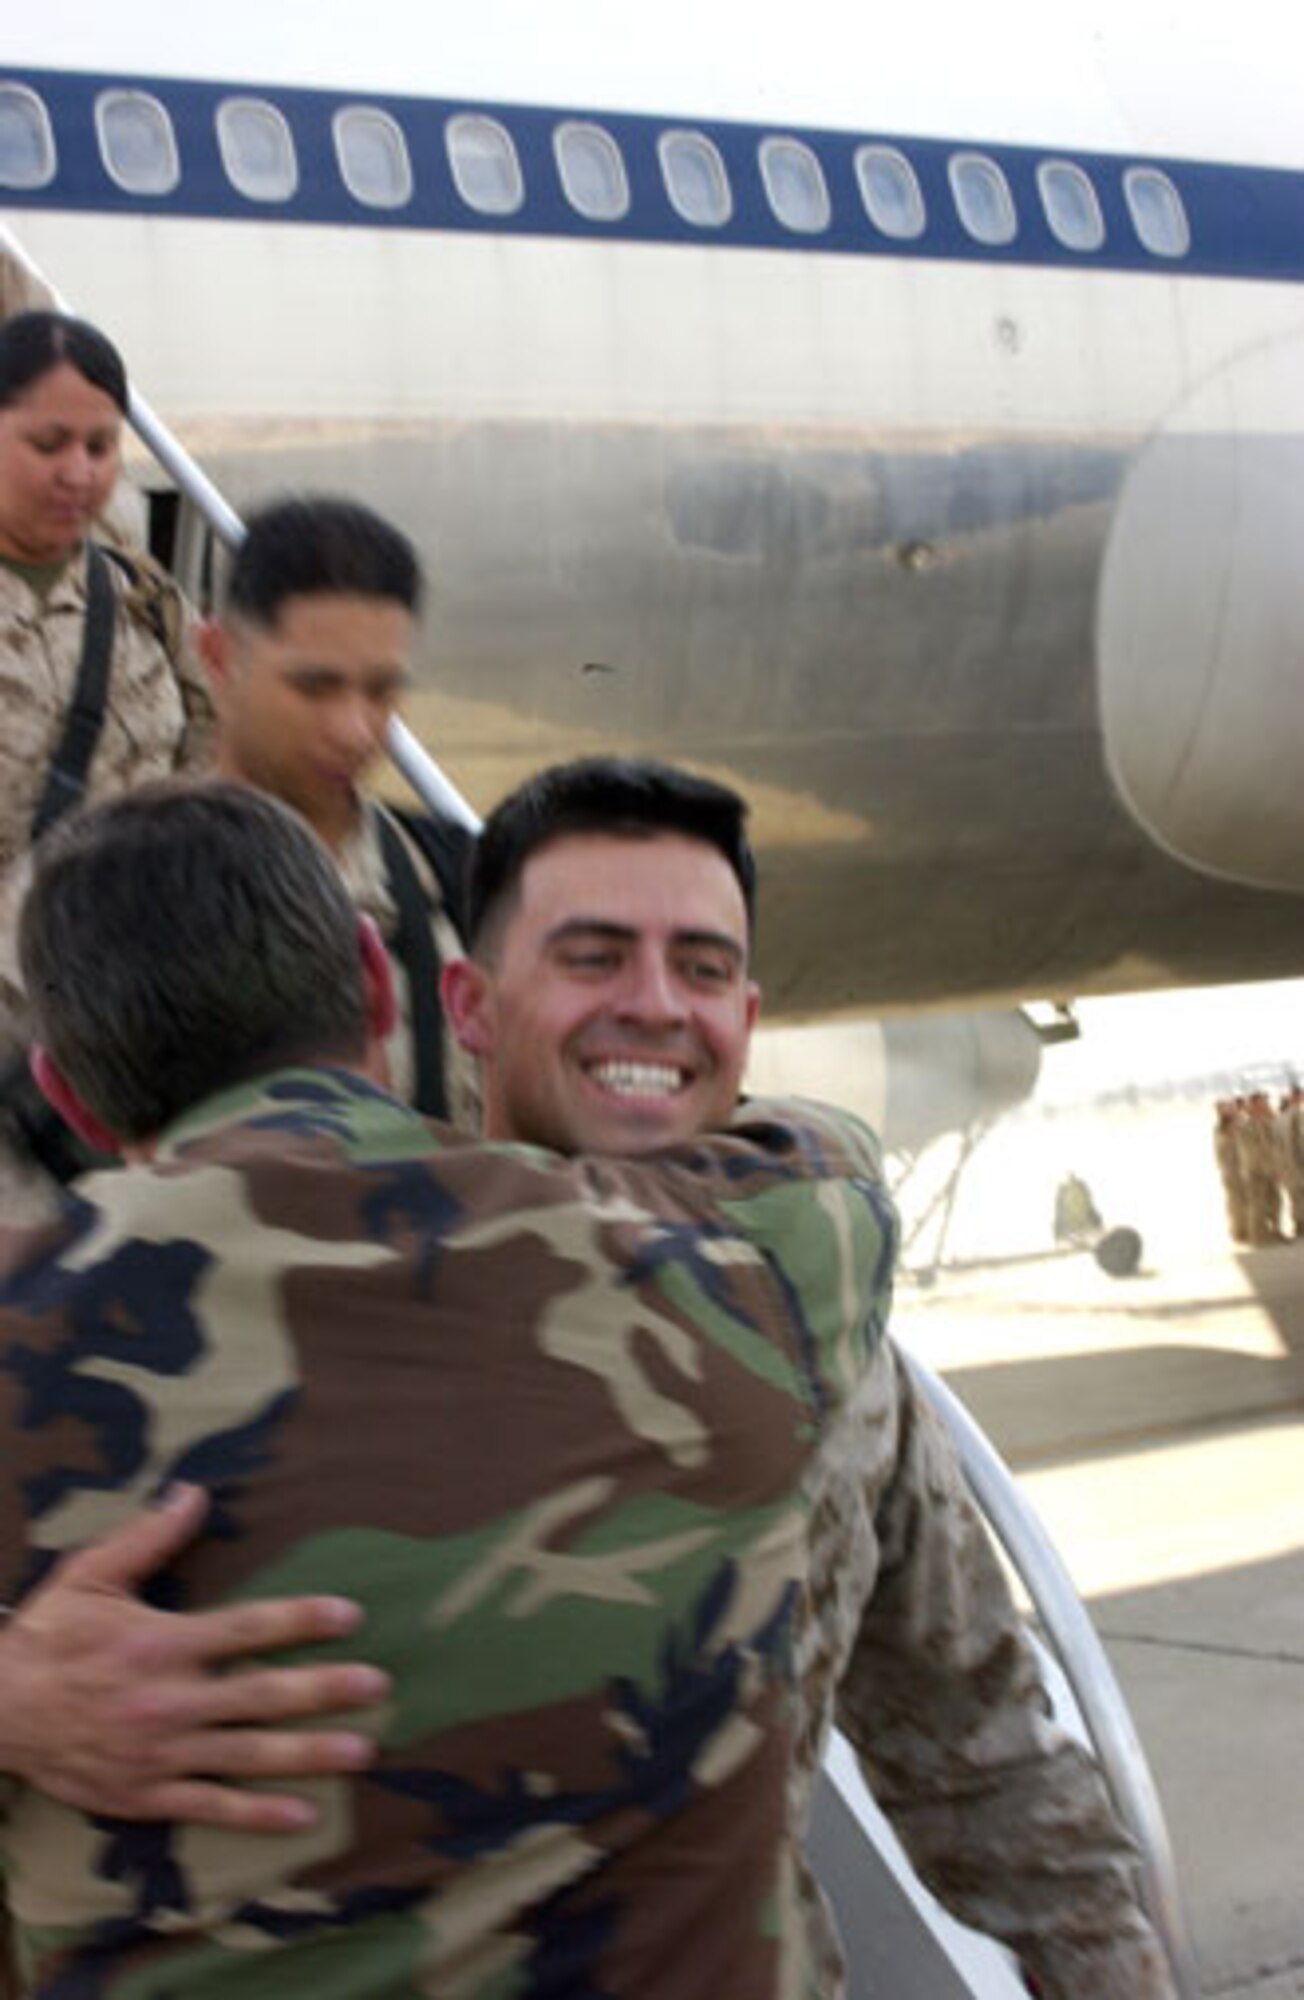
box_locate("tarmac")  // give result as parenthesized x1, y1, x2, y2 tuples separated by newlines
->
(894, 1235, 1304, 1998)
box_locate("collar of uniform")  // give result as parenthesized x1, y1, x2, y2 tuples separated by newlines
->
(336, 796, 397, 929)
(154, 1063, 426, 1162)
(0, 541, 90, 613)
(728, 1094, 883, 1177)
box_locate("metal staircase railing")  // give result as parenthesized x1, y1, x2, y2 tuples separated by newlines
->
(908, 1354, 1199, 1997)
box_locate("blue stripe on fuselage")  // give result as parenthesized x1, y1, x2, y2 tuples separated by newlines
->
(3, 63, 1302, 283)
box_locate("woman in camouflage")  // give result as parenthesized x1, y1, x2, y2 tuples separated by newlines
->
(0, 309, 213, 1222)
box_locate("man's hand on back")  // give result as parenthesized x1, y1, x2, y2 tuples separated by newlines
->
(0, 1484, 389, 1831)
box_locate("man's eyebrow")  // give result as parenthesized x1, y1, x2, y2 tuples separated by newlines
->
(673, 928, 747, 963)
(543, 919, 745, 961)
(281, 664, 408, 683)
(543, 918, 637, 948)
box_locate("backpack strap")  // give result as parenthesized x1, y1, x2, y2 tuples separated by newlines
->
(30, 543, 116, 841)
(99, 540, 185, 661)
(374, 808, 453, 1121)
(386, 804, 474, 942)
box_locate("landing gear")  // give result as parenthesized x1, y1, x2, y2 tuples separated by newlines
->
(893, 1140, 1145, 1283)
(1094, 1224, 1144, 1278)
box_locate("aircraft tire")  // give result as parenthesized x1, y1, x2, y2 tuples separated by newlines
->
(1094, 1225, 1143, 1278)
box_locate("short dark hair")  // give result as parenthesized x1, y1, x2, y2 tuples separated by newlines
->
(20, 782, 369, 1140)
(0, 309, 129, 415)
(469, 757, 756, 954)
(226, 496, 422, 628)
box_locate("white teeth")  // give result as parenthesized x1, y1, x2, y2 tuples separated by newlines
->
(589, 1060, 684, 1098)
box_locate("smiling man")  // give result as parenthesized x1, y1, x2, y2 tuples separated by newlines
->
(445, 782, 759, 1156)
(443, 757, 1176, 2000)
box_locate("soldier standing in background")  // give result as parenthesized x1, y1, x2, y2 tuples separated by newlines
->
(1276, 1086, 1304, 1238)
(1213, 1098, 1249, 1245)
(1238, 1091, 1286, 1246)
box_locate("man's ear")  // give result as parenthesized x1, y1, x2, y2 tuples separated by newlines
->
(197, 617, 230, 699)
(29, 1047, 121, 1157)
(357, 917, 398, 1043)
(441, 956, 495, 1058)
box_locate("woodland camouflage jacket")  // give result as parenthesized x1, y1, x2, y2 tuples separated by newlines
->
(0, 1070, 894, 1999)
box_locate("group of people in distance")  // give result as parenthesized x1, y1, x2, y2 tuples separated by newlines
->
(0, 302, 1177, 1995)
(1213, 1088, 1304, 1247)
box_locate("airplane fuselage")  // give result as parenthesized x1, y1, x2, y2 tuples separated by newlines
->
(5, 27, 1304, 1017)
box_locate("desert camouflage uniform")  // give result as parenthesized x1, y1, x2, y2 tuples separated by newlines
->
(1275, 1096, 1304, 1237)
(0, 547, 214, 1222)
(338, 797, 480, 1130)
(792, 1354, 1176, 1999)
(1236, 1101, 1285, 1246)
(1213, 1106, 1250, 1244)
(0, 1070, 894, 1999)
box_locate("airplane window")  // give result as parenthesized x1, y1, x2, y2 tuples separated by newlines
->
(554, 121, 629, 221)
(334, 106, 412, 209)
(855, 145, 925, 239)
(1125, 167, 1190, 258)
(0, 84, 56, 190)
(950, 152, 1018, 245)
(447, 114, 524, 215)
(759, 136, 831, 233)
(96, 91, 180, 197)
(659, 129, 732, 227)
(216, 97, 298, 203)
(1038, 160, 1104, 251)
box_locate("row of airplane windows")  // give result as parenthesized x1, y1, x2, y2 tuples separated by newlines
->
(0, 81, 1192, 259)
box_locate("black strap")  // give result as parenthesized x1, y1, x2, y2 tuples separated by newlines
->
(375, 809, 451, 1121)
(386, 805, 474, 941)
(30, 544, 117, 841)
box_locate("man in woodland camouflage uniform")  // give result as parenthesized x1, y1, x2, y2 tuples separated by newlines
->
(0, 779, 891, 1998)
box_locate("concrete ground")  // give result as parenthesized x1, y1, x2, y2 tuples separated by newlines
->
(897, 1236, 1304, 1998)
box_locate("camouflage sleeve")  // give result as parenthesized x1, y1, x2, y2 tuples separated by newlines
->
(728, 1093, 888, 1184)
(834, 1344, 1176, 2000)
(678, 1094, 899, 1414)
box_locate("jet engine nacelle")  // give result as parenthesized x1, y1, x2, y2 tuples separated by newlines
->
(1099, 332, 1304, 895)
(747, 1008, 1043, 1156)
